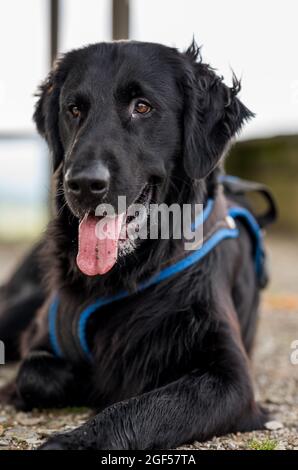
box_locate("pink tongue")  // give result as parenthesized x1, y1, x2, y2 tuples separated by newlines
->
(77, 213, 125, 276)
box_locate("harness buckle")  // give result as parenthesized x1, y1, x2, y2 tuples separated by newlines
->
(225, 215, 236, 230)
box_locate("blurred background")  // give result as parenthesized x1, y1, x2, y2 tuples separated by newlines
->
(0, 0, 297, 293)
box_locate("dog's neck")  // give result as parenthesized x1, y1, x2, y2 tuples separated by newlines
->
(46, 167, 221, 300)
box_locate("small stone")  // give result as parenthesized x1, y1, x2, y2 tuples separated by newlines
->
(265, 420, 284, 431)
(4, 427, 40, 442)
(16, 412, 45, 426)
(276, 442, 286, 450)
(227, 442, 237, 449)
(26, 437, 43, 446)
(0, 439, 10, 446)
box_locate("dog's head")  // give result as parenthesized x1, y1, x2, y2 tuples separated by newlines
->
(34, 40, 252, 276)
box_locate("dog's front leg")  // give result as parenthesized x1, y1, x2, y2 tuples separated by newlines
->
(40, 330, 266, 450)
(13, 351, 90, 410)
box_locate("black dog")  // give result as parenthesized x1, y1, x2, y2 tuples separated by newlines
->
(0, 40, 273, 449)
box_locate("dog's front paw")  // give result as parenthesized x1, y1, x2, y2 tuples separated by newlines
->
(0, 381, 15, 404)
(39, 440, 66, 450)
(0, 380, 25, 409)
(38, 415, 130, 450)
(16, 351, 77, 410)
(39, 432, 86, 450)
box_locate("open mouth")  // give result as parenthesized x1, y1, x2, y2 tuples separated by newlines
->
(76, 183, 154, 276)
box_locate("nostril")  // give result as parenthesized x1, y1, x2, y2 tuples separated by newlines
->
(65, 166, 110, 197)
(90, 180, 108, 193)
(67, 181, 80, 193)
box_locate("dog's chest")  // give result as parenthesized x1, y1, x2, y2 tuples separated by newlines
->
(46, 273, 207, 404)
(86, 301, 200, 402)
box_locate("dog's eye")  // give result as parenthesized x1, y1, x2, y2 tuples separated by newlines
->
(133, 100, 152, 115)
(68, 105, 81, 119)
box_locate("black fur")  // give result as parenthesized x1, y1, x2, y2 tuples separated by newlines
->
(0, 242, 45, 360)
(0, 40, 267, 450)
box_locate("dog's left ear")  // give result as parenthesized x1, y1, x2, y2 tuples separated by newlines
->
(33, 59, 66, 172)
(182, 41, 254, 180)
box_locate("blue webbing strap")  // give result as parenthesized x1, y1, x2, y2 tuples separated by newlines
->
(228, 206, 264, 278)
(78, 226, 239, 360)
(48, 198, 216, 358)
(48, 296, 62, 358)
(48, 201, 263, 361)
(48, 227, 239, 360)
(191, 198, 214, 230)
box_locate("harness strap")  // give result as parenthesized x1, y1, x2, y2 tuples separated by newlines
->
(220, 174, 278, 228)
(49, 223, 238, 362)
(48, 180, 268, 364)
(227, 205, 267, 287)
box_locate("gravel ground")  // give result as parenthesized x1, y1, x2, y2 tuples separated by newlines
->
(0, 236, 297, 450)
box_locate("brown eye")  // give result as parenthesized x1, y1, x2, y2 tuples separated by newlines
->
(68, 105, 81, 118)
(134, 101, 152, 115)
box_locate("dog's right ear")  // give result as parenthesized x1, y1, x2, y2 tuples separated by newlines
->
(33, 61, 65, 172)
(182, 40, 254, 180)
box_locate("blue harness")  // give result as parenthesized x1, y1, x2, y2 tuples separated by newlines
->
(48, 189, 266, 363)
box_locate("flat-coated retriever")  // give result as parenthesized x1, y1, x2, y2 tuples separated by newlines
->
(0, 40, 275, 449)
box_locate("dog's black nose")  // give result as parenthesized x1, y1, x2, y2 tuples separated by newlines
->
(65, 165, 110, 199)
